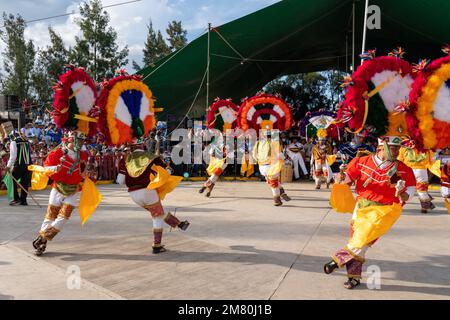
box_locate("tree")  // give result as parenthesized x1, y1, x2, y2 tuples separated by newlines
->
(166, 20, 187, 51)
(264, 71, 348, 121)
(70, 0, 128, 81)
(0, 13, 36, 102)
(142, 21, 170, 67)
(132, 60, 142, 72)
(32, 27, 69, 105)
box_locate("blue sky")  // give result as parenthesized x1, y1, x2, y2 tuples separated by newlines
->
(0, 0, 280, 70)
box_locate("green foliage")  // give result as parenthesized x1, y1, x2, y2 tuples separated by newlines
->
(0, 13, 36, 101)
(166, 20, 187, 51)
(143, 21, 170, 68)
(69, 0, 129, 81)
(32, 27, 69, 106)
(132, 60, 142, 72)
(264, 70, 347, 121)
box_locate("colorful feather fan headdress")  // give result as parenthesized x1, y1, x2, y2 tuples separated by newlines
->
(336, 54, 414, 137)
(52, 65, 98, 136)
(406, 52, 450, 150)
(98, 70, 162, 146)
(207, 98, 239, 132)
(299, 110, 342, 140)
(238, 93, 293, 133)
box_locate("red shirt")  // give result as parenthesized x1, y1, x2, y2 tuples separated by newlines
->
(346, 155, 416, 205)
(45, 148, 88, 185)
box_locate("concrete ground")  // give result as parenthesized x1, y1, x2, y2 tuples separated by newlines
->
(1, 181, 449, 300)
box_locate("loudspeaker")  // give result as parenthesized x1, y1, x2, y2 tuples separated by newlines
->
(0, 95, 7, 111)
(0, 95, 20, 111)
(8, 95, 20, 110)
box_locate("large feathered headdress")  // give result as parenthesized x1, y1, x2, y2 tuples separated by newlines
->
(52, 64, 98, 136)
(98, 70, 162, 146)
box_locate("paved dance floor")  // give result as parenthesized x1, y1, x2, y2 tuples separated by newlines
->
(1, 181, 449, 300)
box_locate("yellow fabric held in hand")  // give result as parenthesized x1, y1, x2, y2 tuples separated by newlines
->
(79, 177, 102, 226)
(147, 165, 182, 201)
(349, 203, 403, 249)
(206, 156, 226, 176)
(427, 160, 441, 178)
(27, 165, 53, 190)
(445, 199, 450, 214)
(327, 155, 337, 166)
(330, 183, 355, 213)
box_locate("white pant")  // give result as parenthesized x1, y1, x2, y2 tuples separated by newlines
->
(413, 169, 429, 183)
(49, 188, 79, 207)
(259, 164, 280, 197)
(442, 186, 450, 198)
(286, 151, 308, 178)
(129, 188, 166, 228)
(41, 188, 80, 232)
(413, 168, 431, 201)
(130, 188, 160, 207)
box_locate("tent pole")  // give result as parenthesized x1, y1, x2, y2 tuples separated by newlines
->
(361, 0, 369, 65)
(206, 23, 211, 111)
(352, 0, 355, 72)
(345, 34, 349, 72)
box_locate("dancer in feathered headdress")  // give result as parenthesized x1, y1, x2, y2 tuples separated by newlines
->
(397, 139, 436, 214)
(310, 128, 334, 189)
(242, 93, 293, 206)
(100, 70, 190, 254)
(32, 65, 101, 256)
(324, 135, 416, 289)
(199, 98, 239, 197)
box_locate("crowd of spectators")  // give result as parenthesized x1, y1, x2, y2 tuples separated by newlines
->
(0, 115, 383, 190)
(0, 115, 163, 189)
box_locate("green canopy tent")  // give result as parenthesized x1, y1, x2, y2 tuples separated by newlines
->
(137, 0, 450, 120)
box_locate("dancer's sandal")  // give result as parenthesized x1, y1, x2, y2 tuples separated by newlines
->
(152, 246, 167, 254)
(323, 260, 339, 274)
(343, 278, 360, 289)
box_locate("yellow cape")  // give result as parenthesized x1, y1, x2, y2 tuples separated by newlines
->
(349, 203, 403, 248)
(240, 154, 254, 177)
(445, 199, 450, 214)
(79, 177, 102, 226)
(427, 160, 441, 178)
(147, 165, 183, 201)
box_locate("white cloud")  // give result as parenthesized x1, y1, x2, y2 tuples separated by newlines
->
(1, 0, 281, 72)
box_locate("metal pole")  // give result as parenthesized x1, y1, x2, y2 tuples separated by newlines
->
(94, 21, 97, 82)
(206, 23, 211, 110)
(361, 0, 369, 65)
(352, 1, 355, 72)
(345, 34, 349, 72)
